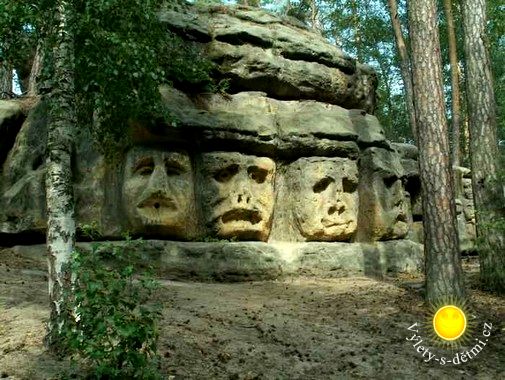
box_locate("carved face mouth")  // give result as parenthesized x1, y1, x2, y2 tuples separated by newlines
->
(321, 218, 353, 228)
(220, 209, 262, 225)
(137, 194, 177, 211)
(395, 210, 408, 223)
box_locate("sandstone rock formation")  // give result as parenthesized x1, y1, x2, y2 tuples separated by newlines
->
(159, 4, 377, 113)
(0, 4, 477, 280)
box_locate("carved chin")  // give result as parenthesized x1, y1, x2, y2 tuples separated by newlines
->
(303, 219, 357, 241)
(392, 220, 409, 237)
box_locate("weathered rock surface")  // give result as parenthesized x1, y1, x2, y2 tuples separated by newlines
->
(160, 4, 377, 113)
(0, 101, 25, 171)
(158, 86, 384, 157)
(7, 240, 423, 281)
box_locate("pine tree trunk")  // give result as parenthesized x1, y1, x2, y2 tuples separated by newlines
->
(408, 0, 465, 303)
(45, 0, 77, 348)
(387, 0, 417, 140)
(462, 0, 505, 293)
(443, 0, 462, 168)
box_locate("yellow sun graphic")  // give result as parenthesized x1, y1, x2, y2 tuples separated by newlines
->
(433, 305, 467, 341)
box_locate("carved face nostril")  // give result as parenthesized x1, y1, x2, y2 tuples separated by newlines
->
(328, 206, 337, 215)
(154, 202, 160, 209)
(238, 194, 243, 203)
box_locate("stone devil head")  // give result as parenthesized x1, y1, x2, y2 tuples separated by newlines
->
(200, 152, 275, 241)
(290, 157, 359, 241)
(122, 146, 195, 238)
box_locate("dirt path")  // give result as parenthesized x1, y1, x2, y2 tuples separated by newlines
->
(0, 249, 504, 379)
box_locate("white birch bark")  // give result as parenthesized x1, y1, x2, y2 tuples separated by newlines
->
(45, 0, 77, 346)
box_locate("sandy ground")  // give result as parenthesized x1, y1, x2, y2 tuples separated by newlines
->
(0, 248, 504, 379)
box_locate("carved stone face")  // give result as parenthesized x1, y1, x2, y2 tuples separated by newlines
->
(200, 152, 275, 241)
(291, 158, 358, 241)
(358, 148, 410, 241)
(377, 174, 410, 239)
(122, 147, 195, 238)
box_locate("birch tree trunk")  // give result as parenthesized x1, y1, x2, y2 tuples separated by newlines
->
(443, 0, 462, 167)
(408, 0, 465, 303)
(462, 0, 505, 293)
(387, 0, 416, 140)
(45, 0, 77, 348)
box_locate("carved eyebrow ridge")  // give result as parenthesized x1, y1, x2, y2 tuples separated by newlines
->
(133, 156, 154, 172)
(164, 158, 189, 172)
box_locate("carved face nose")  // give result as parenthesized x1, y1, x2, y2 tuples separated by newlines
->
(147, 166, 169, 190)
(328, 203, 345, 215)
(237, 194, 251, 204)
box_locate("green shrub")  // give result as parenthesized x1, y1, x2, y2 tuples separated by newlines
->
(61, 238, 162, 379)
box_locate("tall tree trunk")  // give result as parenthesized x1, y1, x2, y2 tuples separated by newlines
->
(408, 0, 465, 303)
(45, 0, 77, 348)
(462, 0, 505, 293)
(28, 44, 43, 96)
(0, 63, 13, 98)
(387, 0, 417, 140)
(309, 0, 319, 31)
(443, 0, 462, 167)
(350, 0, 363, 62)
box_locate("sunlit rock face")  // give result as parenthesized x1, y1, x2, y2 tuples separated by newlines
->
(289, 157, 358, 241)
(122, 147, 196, 239)
(357, 148, 411, 241)
(199, 152, 275, 241)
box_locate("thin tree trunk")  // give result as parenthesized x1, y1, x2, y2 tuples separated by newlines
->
(309, 0, 321, 31)
(443, 0, 462, 167)
(377, 60, 394, 134)
(0, 63, 13, 98)
(45, 0, 77, 348)
(408, 0, 465, 303)
(28, 44, 43, 96)
(350, 0, 363, 62)
(462, 0, 505, 293)
(387, 0, 417, 140)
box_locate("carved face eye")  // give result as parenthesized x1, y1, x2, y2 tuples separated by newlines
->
(383, 176, 397, 189)
(342, 177, 357, 193)
(134, 157, 154, 176)
(248, 166, 268, 184)
(313, 177, 334, 193)
(165, 160, 185, 176)
(214, 164, 239, 183)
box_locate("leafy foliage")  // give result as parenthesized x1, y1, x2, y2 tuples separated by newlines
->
(70, 0, 214, 156)
(1, 0, 216, 156)
(61, 238, 162, 379)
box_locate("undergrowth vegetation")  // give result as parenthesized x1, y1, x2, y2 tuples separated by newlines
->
(60, 237, 162, 379)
